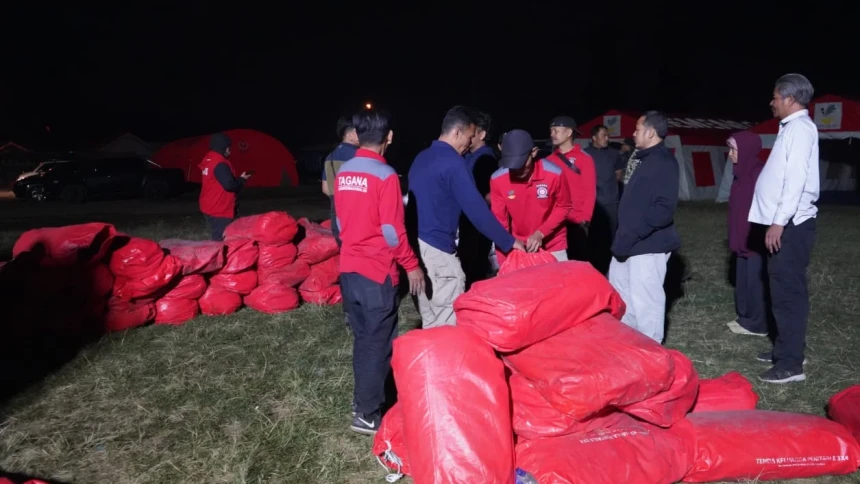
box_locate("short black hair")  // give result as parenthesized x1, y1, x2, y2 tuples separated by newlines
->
(441, 105, 477, 135)
(591, 125, 608, 137)
(642, 111, 669, 139)
(474, 110, 493, 140)
(336, 115, 354, 140)
(352, 110, 390, 146)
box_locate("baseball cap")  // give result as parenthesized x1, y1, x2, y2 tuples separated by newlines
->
(550, 115, 581, 134)
(498, 129, 535, 170)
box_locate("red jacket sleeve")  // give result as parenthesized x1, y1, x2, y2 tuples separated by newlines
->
(379, 175, 419, 272)
(490, 177, 511, 266)
(538, 172, 572, 237)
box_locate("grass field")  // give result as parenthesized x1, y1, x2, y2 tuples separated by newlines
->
(0, 199, 858, 484)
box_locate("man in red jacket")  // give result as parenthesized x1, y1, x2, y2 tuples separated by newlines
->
(198, 133, 251, 241)
(490, 129, 572, 263)
(334, 110, 424, 435)
(547, 116, 596, 261)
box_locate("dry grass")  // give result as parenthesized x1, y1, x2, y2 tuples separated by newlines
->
(0, 199, 858, 484)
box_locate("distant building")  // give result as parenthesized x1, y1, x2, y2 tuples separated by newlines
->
(98, 132, 156, 159)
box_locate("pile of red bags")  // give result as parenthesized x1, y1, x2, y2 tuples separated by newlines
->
(375, 261, 860, 483)
(294, 218, 342, 305)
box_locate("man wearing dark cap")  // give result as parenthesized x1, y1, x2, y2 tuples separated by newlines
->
(547, 116, 597, 261)
(490, 130, 572, 262)
(198, 132, 252, 241)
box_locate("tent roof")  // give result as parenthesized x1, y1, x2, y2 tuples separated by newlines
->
(577, 109, 758, 145)
(749, 94, 860, 135)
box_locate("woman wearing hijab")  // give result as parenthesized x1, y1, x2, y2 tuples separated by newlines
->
(726, 131, 768, 336)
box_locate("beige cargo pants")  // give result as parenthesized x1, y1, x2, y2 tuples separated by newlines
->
(417, 239, 466, 328)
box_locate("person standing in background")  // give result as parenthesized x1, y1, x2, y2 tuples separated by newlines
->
(460, 110, 497, 288)
(749, 73, 819, 384)
(198, 133, 251, 241)
(584, 124, 627, 273)
(321, 115, 359, 246)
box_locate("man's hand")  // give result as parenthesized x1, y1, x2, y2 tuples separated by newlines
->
(512, 240, 526, 252)
(406, 268, 425, 296)
(240, 171, 252, 180)
(526, 230, 544, 253)
(766, 224, 784, 254)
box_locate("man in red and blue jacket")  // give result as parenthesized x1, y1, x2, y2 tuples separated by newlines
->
(334, 110, 424, 436)
(198, 133, 251, 241)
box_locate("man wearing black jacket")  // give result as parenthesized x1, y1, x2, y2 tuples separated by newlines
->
(609, 111, 680, 344)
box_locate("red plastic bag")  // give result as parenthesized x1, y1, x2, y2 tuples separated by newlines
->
(209, 269, 257, 295)
(105, 297, 155, 331)
(244, 283, 300, 314)
(497, 249, 557, 276)
(112, 254, 183, 300)
(298, 256, 339, 292)
(257, 243, 298, 270)
(691, 372, 758, 413)
(392, 326, 514, 484)
(155, 298, 199, 325)
(684, 410, 860, 482)
(516, 414, 696, 484)
(89, 263, 115, 297)
(297, 218, 339, 265)
(198, 286, 243, 316)
(509, 370, 628, 440)
(299, 285, 342, 305)
(621, 349, 699, 427)
(372, 403, 411, 478)
(320, 219, 332, 229)
(504, 313, 673, 421)
(161, 274, 207, 300)
(259, 259, 310, 287)
(109, 237, 165, 278)
(454, 261, 625, 352)
(223, 211, 299, 245)
(160, 239, 224, 274)
(828, 385, 860, 445)
(12, 222, 118, 266)
(221, 239, 258, 274)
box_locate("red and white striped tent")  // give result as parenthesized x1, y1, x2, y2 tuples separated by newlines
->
(576, 110, 756, 201)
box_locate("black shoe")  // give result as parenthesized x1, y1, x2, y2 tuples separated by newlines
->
(350, 412, 380, 435)
(759, 366, 806, 384)
(756, 351, 808, 365)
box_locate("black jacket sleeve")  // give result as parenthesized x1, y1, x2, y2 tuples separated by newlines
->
(214, 163, 245, 193)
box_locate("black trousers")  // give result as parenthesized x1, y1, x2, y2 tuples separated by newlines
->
(588, 203, 618, 274)
(566, 222, 590, 262)
(735, 252, 768, 334)
(329, 198, 341, 248)
(769, 219, 816, 372)
(340, 272, 399, 417)
(206, 215, 232, 242)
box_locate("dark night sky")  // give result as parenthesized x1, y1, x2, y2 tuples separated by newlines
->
(3, 2, 860, 160)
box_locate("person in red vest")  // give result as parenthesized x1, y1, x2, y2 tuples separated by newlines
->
(198, 133, 251, 241)
(547, 116, 596, 261)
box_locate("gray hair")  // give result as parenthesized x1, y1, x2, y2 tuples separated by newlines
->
(775, 73, 814, 107)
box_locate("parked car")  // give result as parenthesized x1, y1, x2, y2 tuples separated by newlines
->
(16, 160, 71, 183)
(12, 156, 185, 203)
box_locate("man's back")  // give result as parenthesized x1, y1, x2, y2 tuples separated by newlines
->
(408, 141, 464, 253)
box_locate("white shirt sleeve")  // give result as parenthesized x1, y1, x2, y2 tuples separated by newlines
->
(772, 123, 815, 226)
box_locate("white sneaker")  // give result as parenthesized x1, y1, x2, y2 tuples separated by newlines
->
(727, 320, 767, 336)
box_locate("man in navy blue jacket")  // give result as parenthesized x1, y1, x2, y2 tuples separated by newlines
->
(609, 111, 680, 344)
(408, 106, 525, 328)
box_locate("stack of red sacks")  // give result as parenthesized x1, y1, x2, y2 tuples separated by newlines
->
(295, 218, 341, 305)
(373, 261, 860, 484)
(156, 240, 225, 323)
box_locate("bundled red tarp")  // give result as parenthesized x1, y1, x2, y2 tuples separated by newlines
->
(259, 260, 310, 287)
(299, 285, 342, 305)
(109, 237, 165, 279)
(682, 410, 860, 482)
(12, 222, 118, 267)
(221, 239, 258, 274)
(209, 270, 258, 295)
(113, 254, 182, 300)
(105, 297, 155, 331)
(297, 218, 339, 265)
(160, 274, 207, 300)
(298, 256, 339, 293)
(372, 403, 411, 477)
(393, 326, 514, 484)
(454, 261, 625, 352)
(621, 349, 699, 427)
(244, 283, 300, 314)
(691, 372, 758, 413)
(160, 239, 224, 274)
(155, 298, 199, 325)
(198, 286, 243, 316)
(223, 211, 299, 246)
(496, 249, 557, 276)
(828, 385, 860, 445)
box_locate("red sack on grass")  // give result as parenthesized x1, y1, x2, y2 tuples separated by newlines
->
(621, 349, 699, 427)
(88, 263, 115, 297)
(372, 403, 411, 478)
(297, 218, 339, 265)
(298, 256, 339, 292)
(516, 415, 696, 484)
(154, 298, 199, 325)
(454, 261, 625, 352)
(221, 239, 258, 274)
(198, 286, 243, 316)
(159, 239, 224, 274)
(509, 370, 628, 441)
(244, 283, 300, 314)
(112, 254, 183, 300)
(258, 259, 311, 287)
(105, 297, 155, 331)
(828, 385, 860, 445)
(161, 274, 207, 300)
(257, 243, 298, 270)
(223, 211, 299, 245)
(496, 249, 557, 276)
(683, 410, 860, 482)
(392, 326, 514, 484)
(12, 222, 118, 266)
(108, 237, 164, 279)
(209, 269, 257, 295)
(299, 285, 342, 305)
(504, 313, 673, 421)
(691, 372, 758, 413)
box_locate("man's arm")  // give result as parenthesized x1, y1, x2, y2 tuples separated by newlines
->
(379, 174, 420, 272)
(537, 173, 572, 237)
(321, 166, 331, 196)
(772, 124, 815, 226)
(450, 167, 516, 253)
(214, 163, 245, 192)
(641, 159, 679, 237)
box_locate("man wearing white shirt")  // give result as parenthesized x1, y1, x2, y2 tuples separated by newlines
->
(748, 73, 819, 384)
